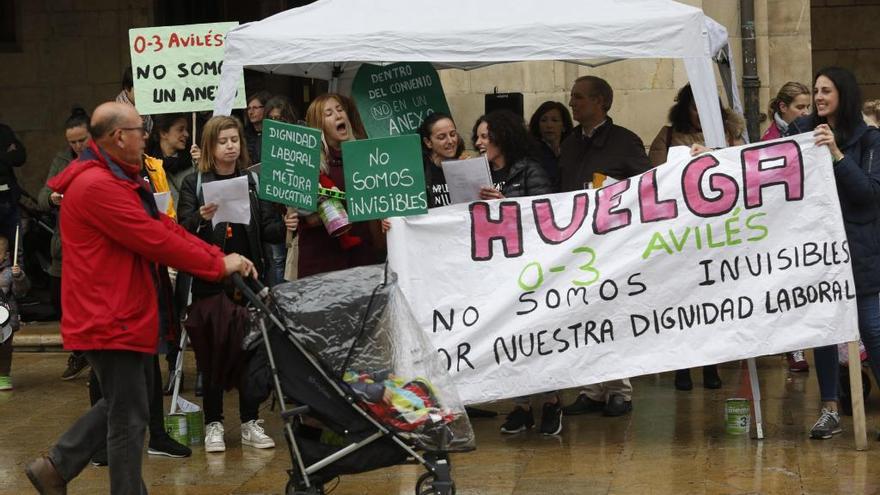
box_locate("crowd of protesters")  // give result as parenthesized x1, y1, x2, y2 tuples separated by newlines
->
(1, 61, 879, 493)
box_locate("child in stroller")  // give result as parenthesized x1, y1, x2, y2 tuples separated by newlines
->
(344, 370, 457, 434)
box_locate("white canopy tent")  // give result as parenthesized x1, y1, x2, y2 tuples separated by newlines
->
(214, 0, 743, 147)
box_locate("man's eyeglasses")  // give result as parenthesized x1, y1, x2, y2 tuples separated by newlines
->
(116, 126, 148, 135)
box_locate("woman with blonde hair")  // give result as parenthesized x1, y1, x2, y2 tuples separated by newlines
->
(763, 82, 812, 372)
(763, 81, 811, 140)
(178, 115, 297, 453)
(290, 93, 379, 279)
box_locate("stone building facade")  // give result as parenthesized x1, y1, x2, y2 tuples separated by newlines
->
(0, 0, 842, 199)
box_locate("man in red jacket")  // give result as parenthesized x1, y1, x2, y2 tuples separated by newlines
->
(25, 102, 257, 495)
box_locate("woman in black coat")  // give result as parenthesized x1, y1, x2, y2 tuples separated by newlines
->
(470, 110, 560, 435)
(177, 115, 297, 453)
(472, 110, 555, 201)
(787, 67, 880, 440)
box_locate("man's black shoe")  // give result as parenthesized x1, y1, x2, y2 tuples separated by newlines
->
(90, 449, 107, 467)
(194, 372, 204, 397)
(702, 365, 722, 389)
(499, 406, 534, 434)
(674, 369, 693, 391)
(539, 401, 563, 436)
(603, 394, 633, 417)
(561, 393, 605, 416)
(148, 433, 192, 458)
(60, 353, 89, 381)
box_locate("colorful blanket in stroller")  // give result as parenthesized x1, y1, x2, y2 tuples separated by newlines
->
(343, 371, 456, 432)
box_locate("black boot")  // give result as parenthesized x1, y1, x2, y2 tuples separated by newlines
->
(674, 369, 693, 391)
(702, 365, 722, 389)
(195, 371, 204, 397)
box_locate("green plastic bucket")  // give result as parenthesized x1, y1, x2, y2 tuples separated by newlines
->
(186, 410, 204, 446)
(725, 398, 750, 435)
(164, 413, 188, 445)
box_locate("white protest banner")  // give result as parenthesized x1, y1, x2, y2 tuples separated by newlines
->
(388, 133, 859, 404)
(129, 23, 246, 115)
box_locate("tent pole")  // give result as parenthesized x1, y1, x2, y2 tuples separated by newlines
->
(329, 64, 343, 93)
(740, 0, 761, 142)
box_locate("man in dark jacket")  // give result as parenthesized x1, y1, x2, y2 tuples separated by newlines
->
(557, 76, 650, 419)
(0, 122, 26, 243)
(557, 76, 650, 191)
(24, 102, 257, 495)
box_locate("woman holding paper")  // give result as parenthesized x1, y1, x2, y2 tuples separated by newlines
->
(785, 67, 880, 440)
(178, 115, 297, 453)
(419, 112, 468, 208)
(472, 110, 554, 201)
(470, 110, 561, 435)
(292, 94, 379, 279)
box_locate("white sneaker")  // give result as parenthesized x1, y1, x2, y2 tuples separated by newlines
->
(241, 419, 275, 449)
(204, 421, 226, 452)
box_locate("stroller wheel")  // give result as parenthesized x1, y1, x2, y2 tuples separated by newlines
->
(415, 471, 456, 495)
(286, 479, 324, 495)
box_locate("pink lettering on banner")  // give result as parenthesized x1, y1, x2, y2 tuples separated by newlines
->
(593, 179, 632, 234)
(533, 193, 590, 244)
(682, 155, 739, 217)
(741, 141, 804, 208)
(639, 169, 678, 223)
(470, 201, 523, 261)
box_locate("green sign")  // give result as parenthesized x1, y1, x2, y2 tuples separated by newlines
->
(129, 22, 247, 115)
(341, 135, 428, 221)
(351, 62, 451, 138)
(258, 120, 321, 211)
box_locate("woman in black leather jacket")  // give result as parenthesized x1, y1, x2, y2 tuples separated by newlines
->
(472, 110, 555, 201)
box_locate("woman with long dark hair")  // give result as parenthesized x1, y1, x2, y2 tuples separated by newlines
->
(419, 112, 467, 208)
(787, 67, 880, 439)
(470, 110, 560, 434)
(472, 110, 554, 201)
(648, 84, 744, 167)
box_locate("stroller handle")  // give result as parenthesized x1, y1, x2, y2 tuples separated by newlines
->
(230, 273, 270, 307)
(231, 272, 269, 300)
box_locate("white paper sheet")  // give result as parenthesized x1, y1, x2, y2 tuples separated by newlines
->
(441, 155, 493, 204)
(201, 175, 251, 228)
(153, 191, 170, 214)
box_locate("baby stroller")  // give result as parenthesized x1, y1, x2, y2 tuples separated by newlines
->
(233, 264, 475, 495)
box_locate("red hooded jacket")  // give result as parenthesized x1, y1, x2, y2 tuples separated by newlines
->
(48, 141, 226, 353)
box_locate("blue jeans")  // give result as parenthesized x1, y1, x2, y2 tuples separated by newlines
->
(264, 242, 287, 287)
(814, 293, 880, 402)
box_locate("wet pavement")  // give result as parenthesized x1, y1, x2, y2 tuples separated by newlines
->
(2, 351, 880, 494)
